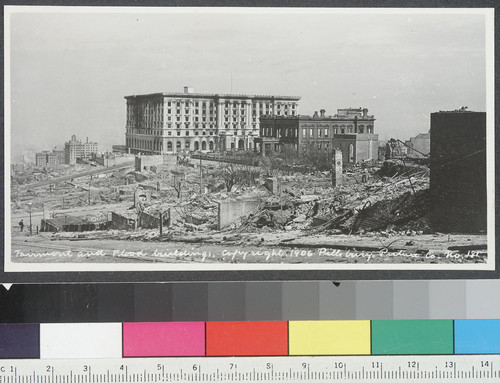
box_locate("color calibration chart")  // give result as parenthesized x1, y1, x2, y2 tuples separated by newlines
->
(1, 320, 500, 382)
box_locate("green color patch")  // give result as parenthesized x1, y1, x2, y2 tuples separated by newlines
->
(371, 320, 454, 355)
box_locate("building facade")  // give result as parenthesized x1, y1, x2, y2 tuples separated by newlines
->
(35, 150, 65, 167)
(258, 108, 378, 163)
(64, 135, 98, 165)
(124, 86, 300, 155)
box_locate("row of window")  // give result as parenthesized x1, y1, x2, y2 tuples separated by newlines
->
(261, 127, 299, 138)
(127, 121, 257, 134)
(167, 116, 216, 122)
(301, 126, 373, 137)
(167, 101, 215, 108)
(303, 128, 330, 138)
(260, 125, 373, 139)
(165, 100, 296, 108)
(130, 101, 297, 117)
(164, 106, 295, 116)
(168, 108, 215, 116)
(128, 109, 297, 126)
(127, 138, 216, 152)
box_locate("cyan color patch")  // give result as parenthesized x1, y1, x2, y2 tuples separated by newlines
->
(454, 319, 500, 354)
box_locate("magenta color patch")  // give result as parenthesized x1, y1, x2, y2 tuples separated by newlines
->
(123, 322, 205, 357)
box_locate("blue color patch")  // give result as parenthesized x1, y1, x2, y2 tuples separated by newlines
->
(454, 319, 500, 354)
(0, 324, 40, 358)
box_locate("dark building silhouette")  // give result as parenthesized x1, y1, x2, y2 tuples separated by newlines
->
(430, 111, 487, 233)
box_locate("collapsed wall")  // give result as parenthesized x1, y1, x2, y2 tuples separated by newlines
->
(218, 200, 263, 230)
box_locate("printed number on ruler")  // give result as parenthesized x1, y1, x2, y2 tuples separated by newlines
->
(1, 355, 499, 383)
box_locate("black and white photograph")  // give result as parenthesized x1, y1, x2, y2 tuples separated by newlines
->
(4, 6, 495, 274)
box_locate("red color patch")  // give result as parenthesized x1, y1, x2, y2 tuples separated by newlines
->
(206, 321, 288, 356)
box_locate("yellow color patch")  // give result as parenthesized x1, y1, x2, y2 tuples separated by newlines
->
(289, 321, 371, 355)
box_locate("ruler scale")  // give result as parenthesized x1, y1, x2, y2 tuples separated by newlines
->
(1, 356, 500, 383)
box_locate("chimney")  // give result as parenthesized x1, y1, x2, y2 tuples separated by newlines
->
(86, 137, 89, 143)
(313, 111, 319, 119)
(362, 108, 368, 119)
(320, 109, 326, 118)
(184, 86, 194, 94)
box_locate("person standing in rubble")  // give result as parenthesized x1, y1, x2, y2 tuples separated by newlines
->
(19, 219, 24, 232)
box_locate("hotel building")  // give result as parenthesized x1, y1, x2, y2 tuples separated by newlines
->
(125, 86, 300, 154)
(64, 135, 98, 165)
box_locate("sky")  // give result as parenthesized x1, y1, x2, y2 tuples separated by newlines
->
(6, 7, 490, 161)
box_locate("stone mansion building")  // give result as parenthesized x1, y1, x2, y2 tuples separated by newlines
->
(257, 108, 379, 163)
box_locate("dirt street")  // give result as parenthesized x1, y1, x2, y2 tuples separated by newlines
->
(10, 232, 486, 265)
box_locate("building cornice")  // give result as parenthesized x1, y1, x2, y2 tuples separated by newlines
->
(125, 92, 301, 101)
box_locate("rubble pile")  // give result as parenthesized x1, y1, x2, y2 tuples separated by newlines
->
(224, 163, 430, 236)
(15, 157, 434, 243)
(351, 189, 430, 234)
(378, 160, 426, 178)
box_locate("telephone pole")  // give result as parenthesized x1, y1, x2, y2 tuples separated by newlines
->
(199, 155, 203, 194)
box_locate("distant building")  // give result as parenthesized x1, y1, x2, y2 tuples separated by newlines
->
(52, 150, 65, 165)
(64, 135, 98, 165)
(429, 110, 486, 233)
(124, 86, 300, 155)
(405, 132, 430, 158)
(257, 108, 378, 163)
(35, 149, 65, 167)
(14, 152, 36, 165)
(35, 152, 47, 167)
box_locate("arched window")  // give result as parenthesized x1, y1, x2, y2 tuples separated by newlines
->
(167, 141, 173, 152)
(349, 144, 354, 162)
(209, 141, 214, 151)
(176, 141, 182, 150)
(194, 141, 199, 151)
(202, 141, 207, 151)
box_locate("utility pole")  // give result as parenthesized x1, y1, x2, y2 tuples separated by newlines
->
(28, 202, 32, 236)
(159, 211, 163, 236)
(88, 176, 91, 205)
(279, 178, 283, 212)
(199, 155, 203, 194)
